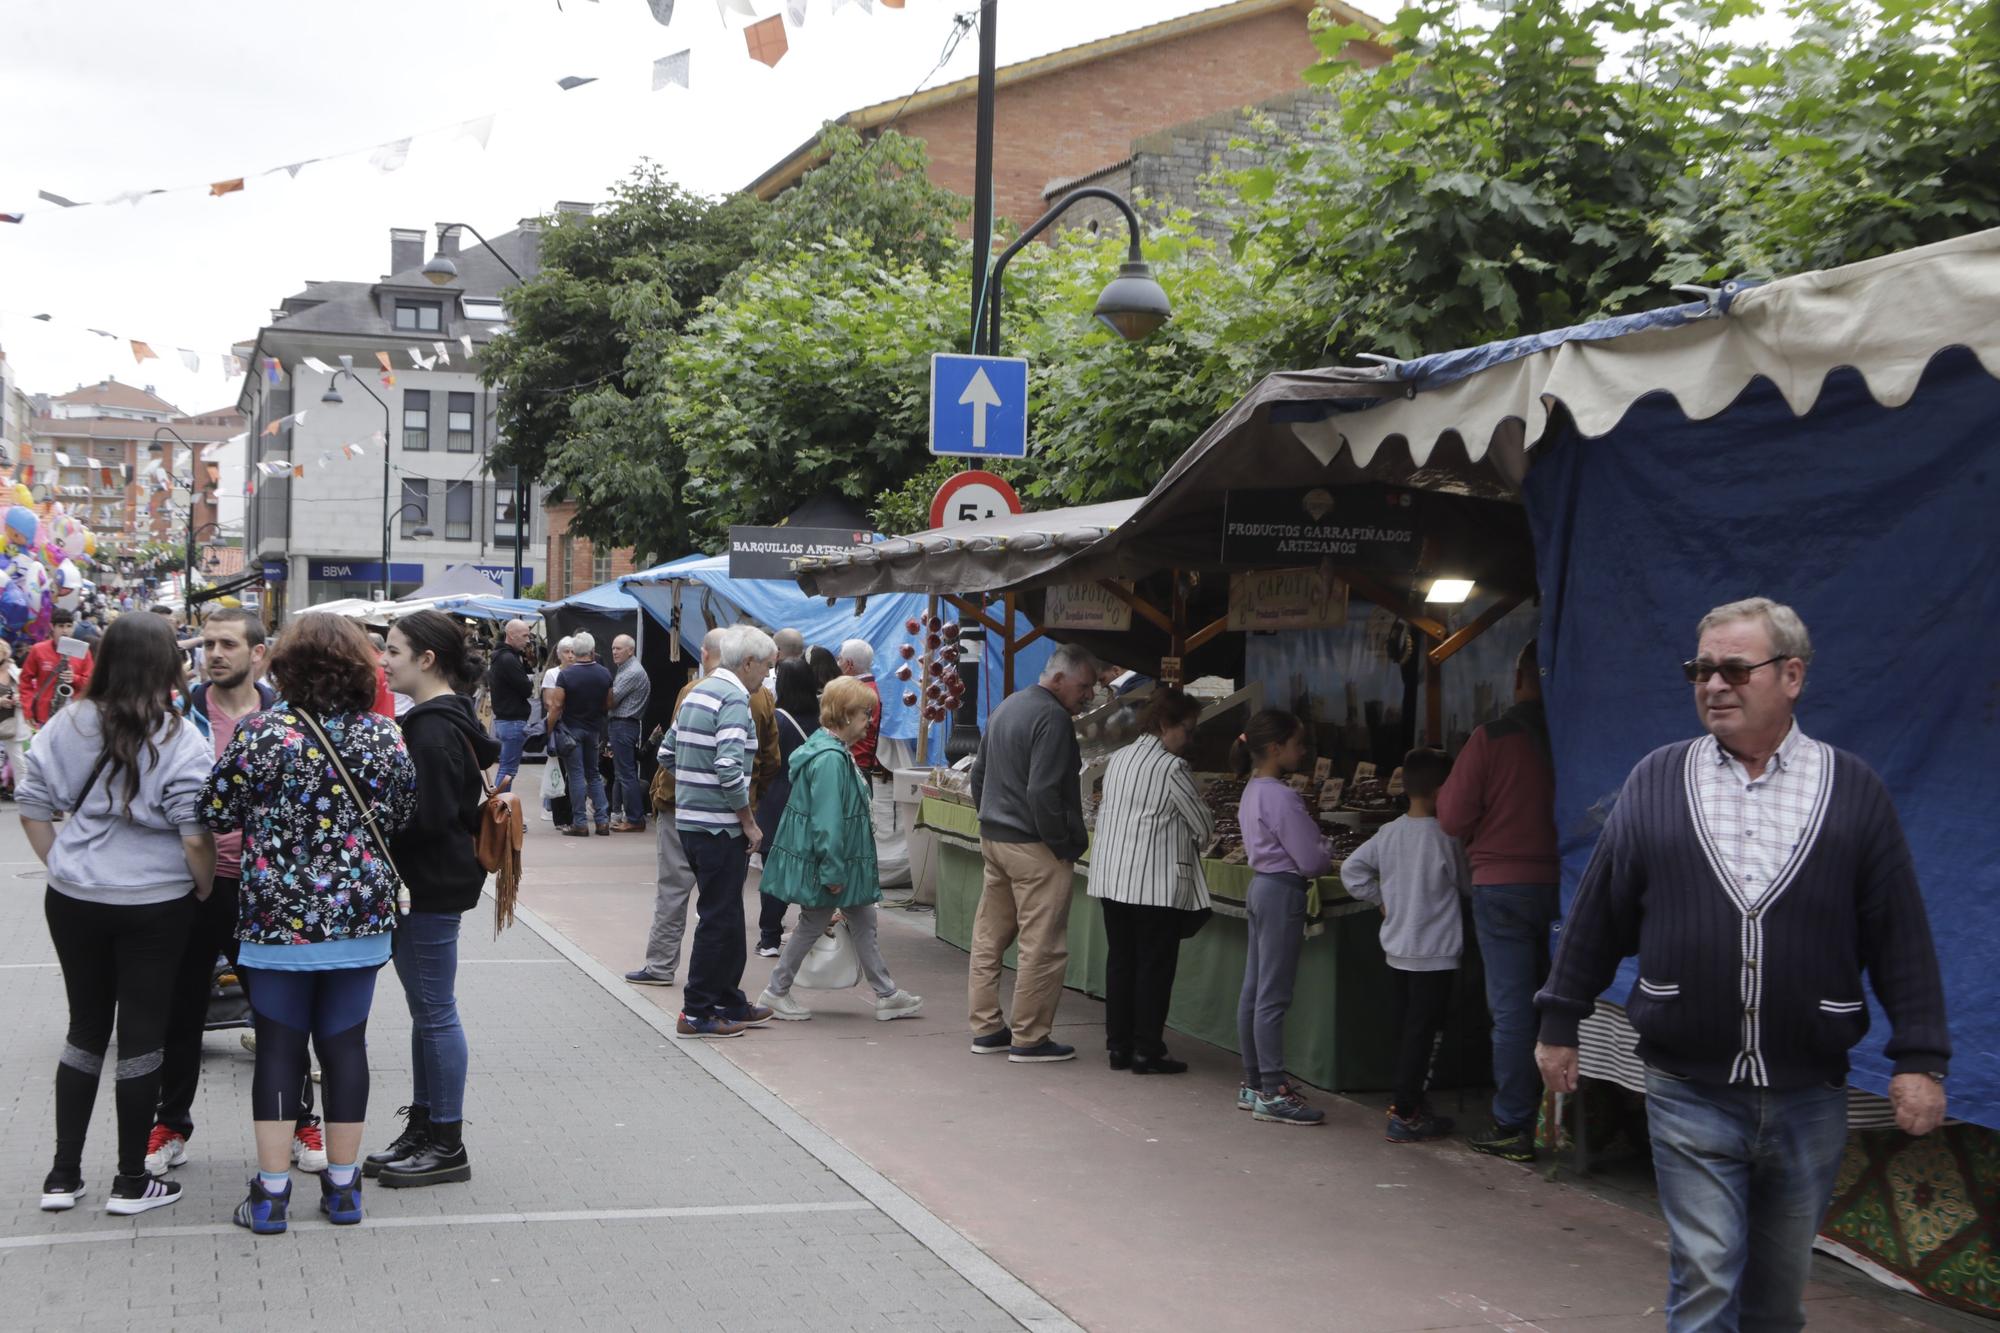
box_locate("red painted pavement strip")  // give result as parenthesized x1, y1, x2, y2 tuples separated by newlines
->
(511, 778, 1946, 1332)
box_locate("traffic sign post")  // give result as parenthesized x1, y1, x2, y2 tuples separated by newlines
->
(929, 353, 1029, 459)
(930, 470, 1023, 529)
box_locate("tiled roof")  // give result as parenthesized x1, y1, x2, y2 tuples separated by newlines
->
(50, 379, 182, 414)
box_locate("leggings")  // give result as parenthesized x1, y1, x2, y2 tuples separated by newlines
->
(240, 964, 381, 1124)
(45, 889, 196, 1179)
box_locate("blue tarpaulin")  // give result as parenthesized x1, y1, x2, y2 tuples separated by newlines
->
(1523, 347, 2000, 1127)
(621, 556, 1052, 749)
(433, 595, 546, 623)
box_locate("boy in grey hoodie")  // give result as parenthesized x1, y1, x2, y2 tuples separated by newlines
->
(1340, 748, 1470, 1143)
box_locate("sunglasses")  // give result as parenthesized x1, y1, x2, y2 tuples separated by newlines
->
(1682, 655, 1792, 685)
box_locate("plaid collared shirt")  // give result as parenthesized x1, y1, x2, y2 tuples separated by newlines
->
(1692, 720, 1825, 906)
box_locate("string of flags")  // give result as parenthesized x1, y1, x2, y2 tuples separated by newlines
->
(4, 0, 913, 223)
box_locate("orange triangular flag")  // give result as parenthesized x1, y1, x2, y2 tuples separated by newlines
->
(292, 465, 306, 479)
(880, 0, 903, 7)
(131, 340, 157, 363)
(381, 372, 397, 388)
(745, 14, 788, 65)
(210, 178, 245, 197)
(376, 351, 393, 372)
(263, 419, 283, 436)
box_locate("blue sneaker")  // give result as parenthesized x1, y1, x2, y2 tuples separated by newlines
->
(970, 1027, 1012, 1055)
(233, 1177, 291, 1234)
(1251, 1091, 1326, 1126)
(1240, 1081, 1303, 1111)
(1385, 1110, 1455, 1143)
(1007, 1040, 1076, 1064)
(319, 1171, 364, 1224)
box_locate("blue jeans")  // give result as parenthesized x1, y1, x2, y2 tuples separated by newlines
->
(493, 719, 527, 790)
(679, 829, 751, 1023)
(608, 717, 646, 823)
(393, 911, 468, 1123)
(1471, 882, 1559, 1130)
(1645, 1070, 1847, 1333)
(559, 722, 609, 828)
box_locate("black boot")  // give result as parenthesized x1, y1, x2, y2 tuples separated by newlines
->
(377, 1118, 471, 1188)
(362, 1104, 429, 1179)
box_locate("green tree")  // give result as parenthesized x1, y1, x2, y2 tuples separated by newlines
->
(750, 123, 971, 273)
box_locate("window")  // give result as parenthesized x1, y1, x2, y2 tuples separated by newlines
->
(558, 537, 573, 597)
(400, 479, 430, 538)
(447, 392, 475, 452)
(402, 389, 430, 451)
(592, 550, 612, 585)
(461, 298, 506, 321)
(444, 481, 473, 541)
(494, 472, 525, 547)
(394, 301, 442, 332)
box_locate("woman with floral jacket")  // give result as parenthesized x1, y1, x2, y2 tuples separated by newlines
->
(203, 613, 417, 1235)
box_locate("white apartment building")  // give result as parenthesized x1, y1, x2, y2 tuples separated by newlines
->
(236, 216, 560, 617)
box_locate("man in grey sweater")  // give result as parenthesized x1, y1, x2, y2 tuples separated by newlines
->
(968, 643, 1099, 1064)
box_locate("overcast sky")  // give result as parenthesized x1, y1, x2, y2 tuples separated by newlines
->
(0, 0, 1249, 412)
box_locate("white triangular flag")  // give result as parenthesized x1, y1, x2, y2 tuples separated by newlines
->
(178, 349, 201, 373)
(787, 0, 806, 24)
(653, 50, 691, 90)
(433, 341, 452, 366)
(301, 356, 333, 375)
(458, 115, 495, 149)
(717, 0, 756, 15)
(224, 354, 245, 379)
(318, 451, 331, 469)
(370, 138, 412, 173)
(459, 335, 474, 358)
(371, 429, 386, 447)
(648, 0, 676, 23)
(408, 347, 429, 369)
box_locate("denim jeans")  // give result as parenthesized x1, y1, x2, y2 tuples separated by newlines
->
(608, 717, 646, 823)
(679, 829, 751, 1022)
(393, 911, 468, 1123)
(493, 719, 527, 791)
(1470, 882, 1559, 1130)
(559, 722, 609, 829)
(1644, 1070, 1848, 1333)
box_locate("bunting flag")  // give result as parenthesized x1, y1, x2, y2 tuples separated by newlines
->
(458, 116, 495, 149)
(648, 0, 676, 24)
(556, 75, 598, 91)
(225, 354, 246, 379)
(0, 213, 23, 225)
(459, 335, 474, 358)
(432, 341, 452, 366)
(787, 0, 807, 25)
(178, 349, 200, 372)
(376, 351, 395, 373)
(369, 138, 412, 173)
(653, 50, 691, 90)
(264, 357, 284, 384)
(273, 160, 315, 179)
(301, 356, 334, 374)
(209, 178, 244, 197)
(131, 340, 157, 363)
(38, 190, 81, 208)
(408, 347, 436, 370)
(382, 372, 397, 388)
(746, 14, 788, 65)
(718, 0, 757, 15)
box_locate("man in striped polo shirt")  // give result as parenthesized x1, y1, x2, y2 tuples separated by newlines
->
(666, 625, 779, 1037)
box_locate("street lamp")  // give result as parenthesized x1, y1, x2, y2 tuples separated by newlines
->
(383, 502, 436, 601)
(419, 221, 530, 599)
(977, 186, 1170, 356)
(321, 365, 401, 601)
(150, 426, 210, 595)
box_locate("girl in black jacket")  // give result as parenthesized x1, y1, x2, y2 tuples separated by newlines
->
(369, 611, 500, 1188)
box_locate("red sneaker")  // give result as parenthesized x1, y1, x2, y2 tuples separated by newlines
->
(144, 1124, 187, 1177)
(291, 1117, 328, 1172)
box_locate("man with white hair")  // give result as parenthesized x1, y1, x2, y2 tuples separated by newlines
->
(836, 638, 882, 773)
(1536, 597, 1948, 1330)
(663, 625, 779, 1036)
(548, 631, 613, 836)
(606, 633, 652, 832)
(488, 619, 536, 790)
(627, 628, 725, 987)
(967, 642, 1100, 1063)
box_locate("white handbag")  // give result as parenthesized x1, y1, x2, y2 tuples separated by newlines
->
(792, 915, 861, 990)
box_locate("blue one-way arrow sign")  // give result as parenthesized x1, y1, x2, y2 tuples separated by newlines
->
(930, 353, 1028, 459)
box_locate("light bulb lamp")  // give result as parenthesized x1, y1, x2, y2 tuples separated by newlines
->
(977, 186, 1170, 357)
(422, 221, 530, 598)
(321, 368, 401, 601)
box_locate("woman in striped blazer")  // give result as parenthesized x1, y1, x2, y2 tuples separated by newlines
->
(1088, 689, 1214, 1075)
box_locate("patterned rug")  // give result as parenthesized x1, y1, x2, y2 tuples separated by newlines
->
(1822, 1123, 2000, 1316)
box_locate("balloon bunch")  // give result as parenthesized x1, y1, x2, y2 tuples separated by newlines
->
(895, 613, 964, 725)
(0, 487, 97, 644)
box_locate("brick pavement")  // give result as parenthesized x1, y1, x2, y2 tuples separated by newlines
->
(0, 817, 1049, 1333)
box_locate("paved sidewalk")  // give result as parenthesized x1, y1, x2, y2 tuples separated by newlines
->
(0, 810, 1053, 1333)
(511, 769, 1971, 1333)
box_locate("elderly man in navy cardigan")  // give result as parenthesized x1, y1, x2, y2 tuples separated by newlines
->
(1535, 597, 1948, 1333)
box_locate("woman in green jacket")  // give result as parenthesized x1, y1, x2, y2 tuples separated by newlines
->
(757, 676, 923, 1023)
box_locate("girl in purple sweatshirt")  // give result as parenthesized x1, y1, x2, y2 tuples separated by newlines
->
(1233, 710, 1332, 1126)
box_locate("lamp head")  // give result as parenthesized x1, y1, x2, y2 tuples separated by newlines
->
(320, 381, 344, 405)
(422, 255, 459, 287)
(1093, 261, 1171, 341)
(411, 521, 436, 541)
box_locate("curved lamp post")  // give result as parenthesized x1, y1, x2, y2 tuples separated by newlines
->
(321, 367, 401, 601)
(149, 426, 207, 588)
(977, 186, 1171, 356)
(420, 221, 530, 597)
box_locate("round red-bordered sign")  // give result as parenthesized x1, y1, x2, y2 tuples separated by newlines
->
(930, 470, 1023, 529)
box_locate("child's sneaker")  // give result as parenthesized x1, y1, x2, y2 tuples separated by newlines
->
(105, 1173, 180, 1215)
(39, 1171, 86, 1211)
(1239, 1081, 1305, 1111)
(232, 1177, 291, 1234)
(1251, 1090, 1326, 1126)
(319, 1171, 364, 1225)
(1386, 1110, 1456, 1143)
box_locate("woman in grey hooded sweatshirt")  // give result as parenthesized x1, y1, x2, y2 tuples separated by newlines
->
(20, 612, 216, 1215)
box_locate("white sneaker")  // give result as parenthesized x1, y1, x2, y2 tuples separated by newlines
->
(758, 988, 813, 1021)
(874, 990, 924, 1022)
(144, 1128, 187, 1177)
(240, 1031, 257, 1054)
(291, 1118, 329, 1173)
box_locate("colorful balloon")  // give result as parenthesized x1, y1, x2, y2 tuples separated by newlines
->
(4, 505, 36, 549)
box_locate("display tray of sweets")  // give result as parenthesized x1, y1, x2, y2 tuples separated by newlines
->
(1316, 823, 1374, 858)
(1339, 777, 1402, 816)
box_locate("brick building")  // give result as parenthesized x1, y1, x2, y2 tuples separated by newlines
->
(746, 0, 1384, 230)
(544, 500, 645, 601)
